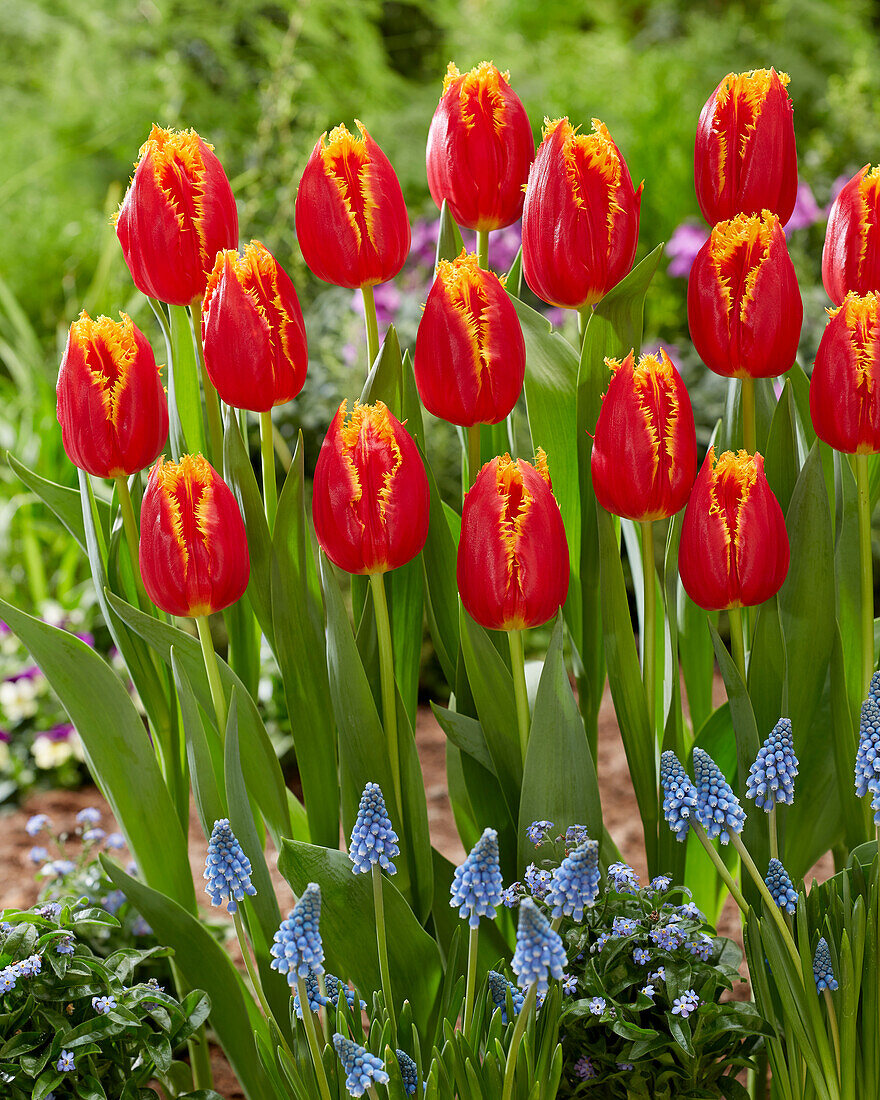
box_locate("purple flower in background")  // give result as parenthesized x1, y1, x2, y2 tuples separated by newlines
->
(76, 807, 101, 826)
(6, 665, 41, 683)
(46, 724, 74, 742)
(409, 217, 440, 269)
(26, 814, 51, 837)
(574, 1056, 596, 1080)
(74, 631, 95, 647)
(0, 730, 9, 743)
(784, 182, 823, 234)
(828, 174, 850, 208)
(667, 222, 709, 278)
(106, 833, 125, 850)
(28, 846, 48, 864)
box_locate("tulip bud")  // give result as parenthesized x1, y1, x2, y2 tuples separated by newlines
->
(115, 125, 238, 306)
(457, 451, 569, 630)
(414, 251, 525, 427)
(201, 241, 308, 412)
(678, 448, 789, 611)
(294, 122, 410, 290)
(56, 311, 168, 479)
(312, 401, 429, 575)
(810, 292, 880, 454)
(521, 118, 642, 310)
(139, 454, 250, 617)
(695, 69, 797, 226)
(591, 349, 697, 521)
(822, 166, 880, 305)
(687, 210, 802, 379)
(426, 61, 534, 233)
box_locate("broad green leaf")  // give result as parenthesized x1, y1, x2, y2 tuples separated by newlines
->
(172, 648, 226, 836)
(829, 626, 870, 850)
(519, 615, 602, 870)
(436, 201, 465, 265)
(278, 841, 443, 1036)
(421, 447, 459, 689)
(748, 599, 786, 745)
(431, 705, 493, 774)
(0, 599, 195, 911)
(168, 304, 207, 458)
(7, 453, 110, 553)
(677, 584, 717, 736)
(763, 380, 800, 516)
(834, 452, 863, 725)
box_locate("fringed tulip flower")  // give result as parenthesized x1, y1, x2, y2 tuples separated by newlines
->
(687, 210, 802, 378)
(426, 61, 534, 233)
(457, 451, 569, 630)
(312, 400, 429, 574)
(294, 121, 410, 290)
(139, 454, 250, 617)
(678, 448, 789, 611)
(201, 241, 308, 411)
(56, 311, 168, 479)
(414, 251, 525, 426)
(822, 165, 880, 305)
(115, 125, 239, 306)
(521, 117, 642, 310)
(695, 69, 797, 226)
(810, 292, 880, 453)
(591, 349, 697, 521)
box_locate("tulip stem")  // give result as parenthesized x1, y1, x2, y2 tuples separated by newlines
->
(728, 605, 747, 683)
(640, 520, 657, 734)
(259, 410, 278, 531)
(477, 229, 490, 271)
(741, 376, 757, 454)
(508, 628, 530, 761)
(856, 453, 875, 696)
(467, 424, 481, 489)
(372, 863, 397, 1045)
(114, 476, 149, 609)
(196, 615, 228, 736)
(501, 981, 537, 1100)
(369, 572, 403, 818)
(362, 284, 380, 371)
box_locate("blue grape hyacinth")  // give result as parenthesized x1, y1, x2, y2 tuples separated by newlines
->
(270, 883, 324, 983)
(511, 897, 567, 995)
(765, 858, 798, 914)
(349, 782, 400, 875)
(333, 1033, 389, 1097)
(660, 751, 700, 841)
(693, 748, 746, 843)
(395, 1050, 418, 1095)
(204, 819, 257, 914)
(293, 972, 366, 1018)
(855, 696, 880, 823)
(813, 937, 838, 993)
(546, 838, 599, 921)
(487, 969, 525, 1023)
(747, 718, 799, 810)
(450, 827, 503, 928)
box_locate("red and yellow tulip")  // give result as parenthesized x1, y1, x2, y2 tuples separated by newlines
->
(822, 166, 880, 305)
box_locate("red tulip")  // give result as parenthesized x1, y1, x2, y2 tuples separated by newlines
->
(414, 250, 525, 427)
(810, 292, 880, 453)
(591, 349, 697, 521)
(687, 210, 802, 379)
(56, 311, 168, 479)
(312, 401, 429, 574)
(201, 241, 308, 412)
(115, 124, 238, 306)
(695, 68, 797, 226)
(679, 448, 789, 611)
(139, 454, 250, 617)
(822, 165, 880, 306)
(457, 451, 569, 630)
(426, 61, 534, 232)
(294, 122, 410, 290)
(521, 117, 642, 310)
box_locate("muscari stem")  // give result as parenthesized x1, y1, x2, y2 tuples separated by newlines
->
(371, 863, 397, 1045)
(823, 987, 841, 1084)
(501, 981, 537, 1100)
(233, 909, 280, 1035)
(640, 519, 657, 733)
(728, 604, 747, 683)
(730, 831, 802, 970)
(362, 283, 380, 372)
(856, 453, 875, 697)
(259, 409, 278, 532)
(741, 376, 757, 454)
(295, 973, 333, 1100)
(691, 820, 749, 914)
(188, 303, 224, 467)
(477, 229, 490, 271)
(467, 423, 482, 491)
(196, 615, 227, 736)
(508, 628, 530, 761)
(369, 572, 403, 816)
(114, 475, 149, 609)
(463, 923, 479, 1034)
(769, 805, 779, 862)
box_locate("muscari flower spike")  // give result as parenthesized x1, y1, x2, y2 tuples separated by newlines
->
(511, 897, 567, 995)
(660, 751, 700, 841)
(693, 747, 746, 843)
(855, 696, 880, 823)
(450, 827, 503, 928)
(270, 883, 324, 983)
(546, 838, 600, 921)
(349, 782, 400, 875)
(487, 969, 525, 1023)
(747, 718, 799, 810)
(333, 1033, 390, 1097)
(293, 972, 366, 1018)
(813, 937, 838, 993)
(204, 819, 257, 914)
(396, 1049, 418, 1095)
(765, 858, 798, 915)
